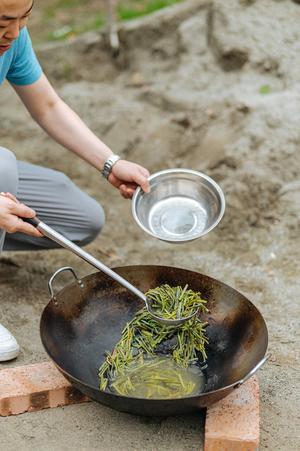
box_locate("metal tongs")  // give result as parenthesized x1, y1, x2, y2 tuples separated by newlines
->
(24, 217, 198, 326)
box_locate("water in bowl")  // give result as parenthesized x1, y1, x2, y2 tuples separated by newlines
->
(148, 196, 208, 241)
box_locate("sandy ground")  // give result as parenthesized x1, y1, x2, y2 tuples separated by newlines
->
(1, 0, 300, 449)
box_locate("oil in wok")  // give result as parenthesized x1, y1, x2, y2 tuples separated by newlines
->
(109, 355, 206, 399)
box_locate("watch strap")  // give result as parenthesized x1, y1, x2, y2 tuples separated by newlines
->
(101, 154, 121, 179)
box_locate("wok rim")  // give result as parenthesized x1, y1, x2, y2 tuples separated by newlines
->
(40, 265, 269, 402)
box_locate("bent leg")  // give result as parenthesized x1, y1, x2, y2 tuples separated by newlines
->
(3, 161, 105, 251)
(0, 147, 18, 253)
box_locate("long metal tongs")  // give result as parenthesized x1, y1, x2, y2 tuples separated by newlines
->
(25, 217, 199, 326)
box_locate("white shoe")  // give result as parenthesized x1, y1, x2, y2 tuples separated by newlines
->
(0, 324, 20, 362)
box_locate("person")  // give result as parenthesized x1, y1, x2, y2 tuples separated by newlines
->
(0, 0, 150, 362)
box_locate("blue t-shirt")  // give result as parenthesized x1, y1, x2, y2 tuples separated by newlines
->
(0, 27, 42, 86)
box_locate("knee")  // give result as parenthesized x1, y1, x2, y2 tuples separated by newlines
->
(78, 198, 105, 246)
(0, 147, 18, 195)
(87, 198, 105, 238)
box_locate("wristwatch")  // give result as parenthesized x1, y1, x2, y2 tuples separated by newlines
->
(101, 154, 121, 179)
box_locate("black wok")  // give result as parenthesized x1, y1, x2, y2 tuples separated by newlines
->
(40, 265, 268, 416)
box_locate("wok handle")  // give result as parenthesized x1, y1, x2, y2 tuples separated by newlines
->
(23, 217, 40, 227)
(48, 266, 83, 299)
(233, 353, 271, 389)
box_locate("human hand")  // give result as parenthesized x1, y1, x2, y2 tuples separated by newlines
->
(0, 192, 43, 237)
(108, 160, 150, 199)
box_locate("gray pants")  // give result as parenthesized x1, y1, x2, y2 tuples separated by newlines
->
(0, 147, 105, 253)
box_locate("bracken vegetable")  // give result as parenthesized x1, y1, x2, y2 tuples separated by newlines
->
(98, 284, 208, 393)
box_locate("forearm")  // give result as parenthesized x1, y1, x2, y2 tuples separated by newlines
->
(13, 74, 150, 198)
(34, 97, 113, 171)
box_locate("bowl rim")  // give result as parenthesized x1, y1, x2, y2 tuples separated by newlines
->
(131, 168, 226, 243)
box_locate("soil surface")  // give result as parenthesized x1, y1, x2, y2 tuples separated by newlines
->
(1, 0, 300, 450)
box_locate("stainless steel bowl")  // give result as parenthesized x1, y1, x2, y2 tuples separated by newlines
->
(132, 169, 225, 243)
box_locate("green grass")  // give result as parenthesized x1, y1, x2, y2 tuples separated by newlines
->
(49, 15, 105, 41)
(34, 0, 185, 43)
(259, 84, 271, 95)
(44, 0, 84, 19)
(118, 0, 183, 21)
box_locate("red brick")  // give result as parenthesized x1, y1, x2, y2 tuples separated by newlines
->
(0, 361, 90, 416)
(204, 376, 259, 451)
